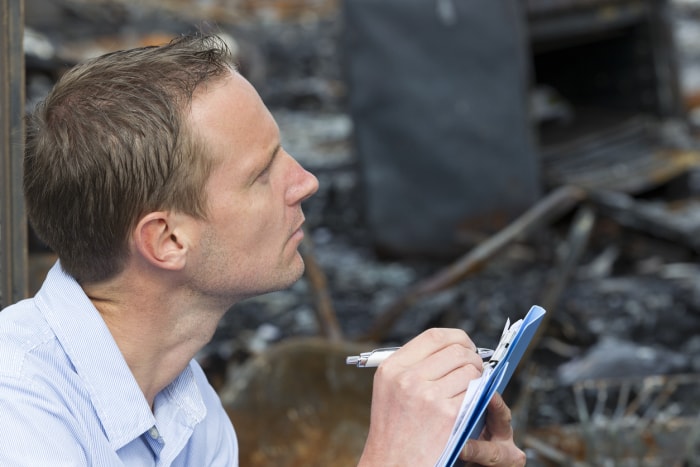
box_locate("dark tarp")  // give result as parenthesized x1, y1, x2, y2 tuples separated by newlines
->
(342, 0, 540, 257)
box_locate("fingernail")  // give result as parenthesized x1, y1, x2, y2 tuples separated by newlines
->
(461, 441, 472, 459)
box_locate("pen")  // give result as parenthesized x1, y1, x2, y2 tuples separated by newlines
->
(346, 346, 495, 368)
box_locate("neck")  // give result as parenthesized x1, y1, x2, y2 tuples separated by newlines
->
(84, 271, 228, 407)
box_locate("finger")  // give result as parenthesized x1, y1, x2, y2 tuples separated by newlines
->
(416, 343, 483, 382)
(378, 345, 484, 402)
(388, 328, 477, 368)
(461, 438, 526, 467)
(429, 360, 485, 399)
(484, 393, 514, 440)
(406, 327, 477, 355)
(461, 439, 502, 466)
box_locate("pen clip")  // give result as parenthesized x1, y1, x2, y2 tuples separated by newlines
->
(477, 347, 494, 360)
(487, 320, 521, 368)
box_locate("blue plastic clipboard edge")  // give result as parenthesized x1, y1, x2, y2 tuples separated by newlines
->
(441, 304, 546, 467)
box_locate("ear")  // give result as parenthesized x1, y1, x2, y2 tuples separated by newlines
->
(132, 211, 193, 271)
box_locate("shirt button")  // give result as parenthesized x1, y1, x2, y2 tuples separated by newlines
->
(148, 426, 159, 440)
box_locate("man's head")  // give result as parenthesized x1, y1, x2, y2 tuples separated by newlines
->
(24, 34, 236, 284)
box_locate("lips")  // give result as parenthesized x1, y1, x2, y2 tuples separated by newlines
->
(289, 218, 305, 243)
(292, 217, 305, 237)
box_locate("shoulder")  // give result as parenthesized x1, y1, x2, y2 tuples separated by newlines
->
(0, 313, 90, 465)
(0, 298, 88, 416)
(0, 298, 56, 379)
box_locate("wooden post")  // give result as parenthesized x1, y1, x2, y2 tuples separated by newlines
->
(0, 0, 27, 308)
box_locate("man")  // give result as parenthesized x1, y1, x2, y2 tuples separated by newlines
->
(0, 33, 526, 466)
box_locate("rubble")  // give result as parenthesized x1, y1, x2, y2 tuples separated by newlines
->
(20, 0, 700, 464)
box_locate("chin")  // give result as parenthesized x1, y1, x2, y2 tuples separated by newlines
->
(260, 251, 305, 291)
(280, 257, 306, 288)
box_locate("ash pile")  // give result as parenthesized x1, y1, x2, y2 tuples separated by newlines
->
(23, 0, 700, 465)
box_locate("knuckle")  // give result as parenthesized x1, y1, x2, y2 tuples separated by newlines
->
(459, 364, 483, 382)
(487, 450, 503, 466)
(450, 343, 471, 361)
(391, 368, 416, 390)
(421, 327, 450, 344)
(421, 327, 471, 347)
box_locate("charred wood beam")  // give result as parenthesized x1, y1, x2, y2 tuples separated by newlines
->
(515, 204, 596, 379)
(300, 230, 343, 341)
(589, 189, 700, 252)
(360, 185, 587, 343)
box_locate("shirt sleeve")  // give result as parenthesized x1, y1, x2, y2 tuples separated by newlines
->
(0, 374, 90, 466)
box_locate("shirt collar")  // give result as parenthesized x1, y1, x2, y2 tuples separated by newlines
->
(35, 261, 206, 450)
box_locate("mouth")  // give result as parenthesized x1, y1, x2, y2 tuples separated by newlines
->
(290, 220, 306, 242)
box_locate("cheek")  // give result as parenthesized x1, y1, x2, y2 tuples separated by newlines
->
(207, 183, 286, 248)
(243, 192, 285, 231)
(220, 207, 279, 256)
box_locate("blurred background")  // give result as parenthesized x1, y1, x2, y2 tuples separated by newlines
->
(5, 0, 700, 465)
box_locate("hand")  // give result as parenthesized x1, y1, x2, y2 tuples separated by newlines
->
(460, 393, 526, 467)
(357, 328, 484, 466)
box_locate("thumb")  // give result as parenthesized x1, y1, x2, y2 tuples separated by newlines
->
(461, 438, 505, 466)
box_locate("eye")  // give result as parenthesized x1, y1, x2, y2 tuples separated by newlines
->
(255, 158, 274, 184)
(257, 166, 271, 183)
(255, 145, 280, 184)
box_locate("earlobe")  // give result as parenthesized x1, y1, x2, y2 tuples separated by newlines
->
(133, 212, 189, 271)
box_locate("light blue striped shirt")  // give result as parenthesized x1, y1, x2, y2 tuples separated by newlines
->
(0, 262, 238, 466)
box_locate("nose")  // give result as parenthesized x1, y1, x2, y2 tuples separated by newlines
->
(285, 153, 319, 205)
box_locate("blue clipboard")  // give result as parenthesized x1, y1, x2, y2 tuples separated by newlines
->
(436, 305, 546, 467)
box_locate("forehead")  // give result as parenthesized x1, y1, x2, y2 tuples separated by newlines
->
(188, 71, 278, 172)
